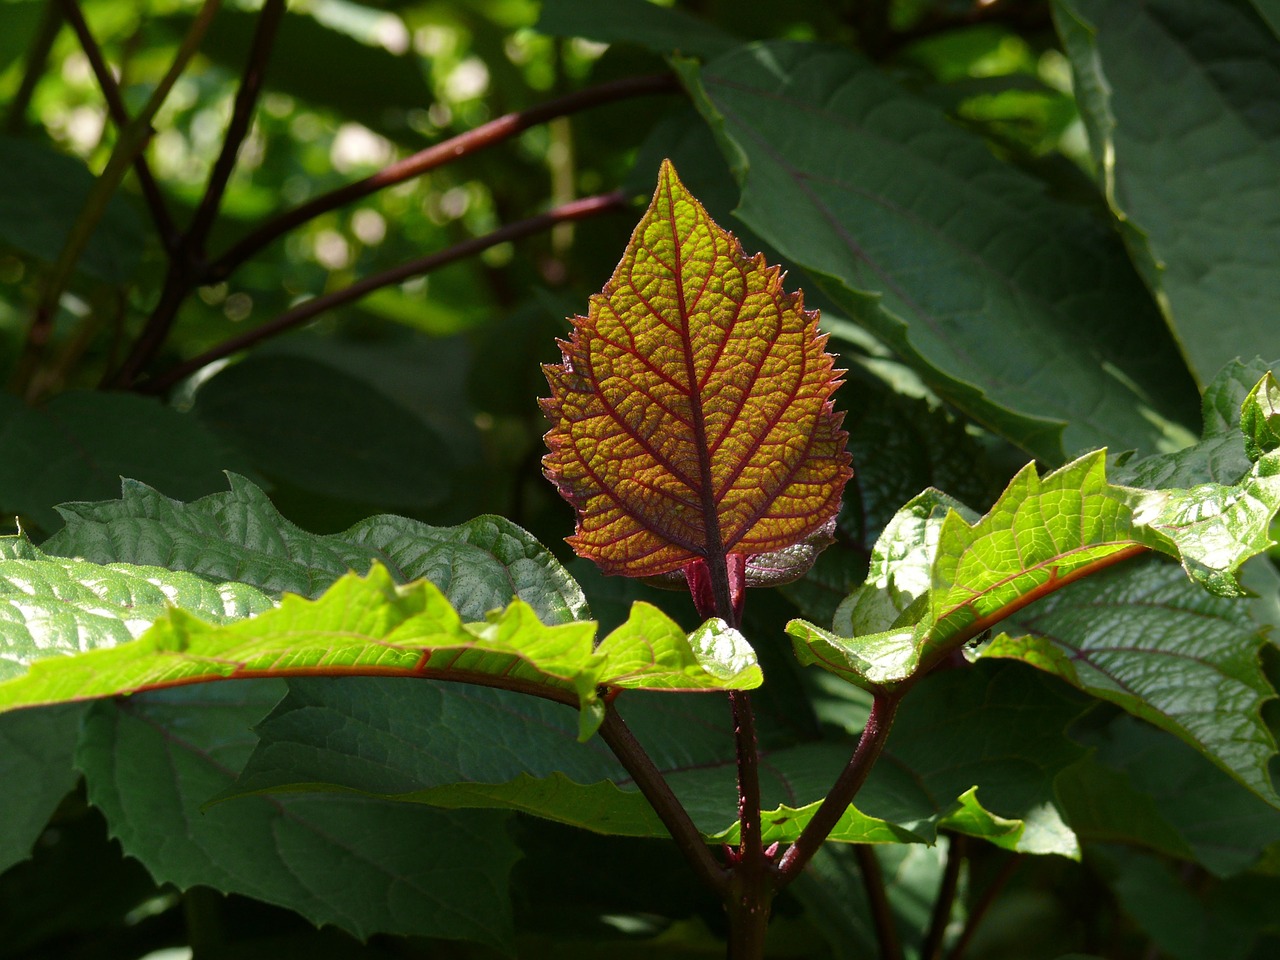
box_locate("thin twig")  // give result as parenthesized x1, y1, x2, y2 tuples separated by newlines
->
(944, 852, 1022, 960)
(108, 0, 282, 389)
(921, 832, 967, 960)
(205, 72, 680, 281)
(58, 0, 177, 247)
(854, 844, 903, 960)
(597, 707, 730, 898)
(776, 692, 902, 885)
(185, 0, 285, 251)
(14, 0, 222, 398)
(140, 190, 629, 392)
(5, 0, 62, 133)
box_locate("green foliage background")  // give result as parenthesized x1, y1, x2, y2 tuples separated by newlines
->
(0, 0, 1278, 957)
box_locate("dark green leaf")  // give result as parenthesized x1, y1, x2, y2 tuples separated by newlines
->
(0, 136, 144, 284)
(680, 41, 1199, 462)
(0, 391, 254, 532)
(192, 355, 453, 509)
(44, 474, 588, 622)
(77, 683, 519, 948)
(1055, 0, 1280, 386)
(986, 557, 1279, 806)
(0, 703, 84, 872)
(1059, 713, 1280, 876)
(536, 0, 741, 58)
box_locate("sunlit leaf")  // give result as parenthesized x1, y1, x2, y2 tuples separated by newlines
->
(0, 563, 759, 739)
(542, 160, 851, 581)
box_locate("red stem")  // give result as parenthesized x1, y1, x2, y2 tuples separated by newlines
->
(855, 844, 904, 960)
(205, 72, 680, 281)
(140, 191, 629, 392)
(776, 692, 901, 884)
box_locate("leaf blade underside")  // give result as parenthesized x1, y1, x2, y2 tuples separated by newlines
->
(542, 160, 851, 578)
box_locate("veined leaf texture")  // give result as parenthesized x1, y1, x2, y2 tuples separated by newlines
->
(542, 161, 851, 578)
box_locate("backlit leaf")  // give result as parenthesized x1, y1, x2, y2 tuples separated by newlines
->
(0, 564, 760, 739)
(542, 160, 851, 580)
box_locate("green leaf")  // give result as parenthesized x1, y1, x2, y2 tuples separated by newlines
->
(0, 535, 274, 683)
(0, 564, 759, 738)
(1055, 0, 1280, 387)
(43, 473, 588, 623)
(0, 136, 144, 284)
(1117, 357, 1277, 489)
(985, 557, 1279, 806)
(1058, 713, 1280, 877)
(192, 355, 453, 509)
(225, 661, 1084, 856)
(1242, 372, 1280, 462)
(0, 391, 255, 532)
(679, 41, 1199, 462)
(0, 704, 84, 872)
(536, 0, 741, 58)
(78, 683, 519, 948)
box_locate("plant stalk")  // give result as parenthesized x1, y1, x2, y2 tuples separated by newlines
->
(855, 843, 903, 960)
(597, 708, 730, 899)
(206, 71, 680, 281)
(776, 692, 901, 885)
(140, 191, 629, 392)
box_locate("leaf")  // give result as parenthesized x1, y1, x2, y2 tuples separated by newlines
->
(0, 391, 256, 532)
(224, 661, 1085, 856)
(678, 41, 1200, 462)
(1058, 713, 1280, 877)
(536, 0, 741, 58)
(192, 355, 455, 509)
(1242, 372, 1280, 462)
(1055, 0, 1280, 387)
(43, 473, 587, 623)
(984, 557, 1280, 806)
(0, 564, 760, 739)
(0, 136, 144, 284)
(77, 683, 519, 948)
(0, 704, 85, 872)
(0, 535, 274, 683)
(541, 160, 851, 580)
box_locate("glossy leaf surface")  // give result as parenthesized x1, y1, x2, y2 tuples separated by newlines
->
(0, 563, 760, 738)
(542, 160, 851, 578)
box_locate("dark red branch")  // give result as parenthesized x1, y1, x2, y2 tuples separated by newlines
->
(185, 0, 285, 251)
(945, 852, 1022, 960)
(921, 832, 967, 960)
(597, 708, 731, 898)
(141, 191, 629, 392)
(854, 844, 903, 960)
(776, 692, 901, 885)
(206, 71, 681, 281)
(58, 0, 177, 247)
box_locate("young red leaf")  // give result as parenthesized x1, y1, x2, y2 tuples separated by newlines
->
(542, 160, 851, 581)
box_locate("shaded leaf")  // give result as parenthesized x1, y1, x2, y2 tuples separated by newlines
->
(0, 392, 255, 532)
(0, 136, 144, 284)
(0, 704, 84, 872)
(986, 558, 1279, 806)
(679, 41, 1199, 462)
(44, 473, 587, 623)
(536, 0, 741, 58)
(78, 683, 519, 948)
(1058, 713, 1280, 877)
(1055, 0, 1280, 386)
(192, 355, 454, 510)
(542, 160, 851, 579)
(224, 661, 1084, 856)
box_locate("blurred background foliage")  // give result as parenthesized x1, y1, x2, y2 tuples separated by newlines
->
(1, 0, 1278, 958)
